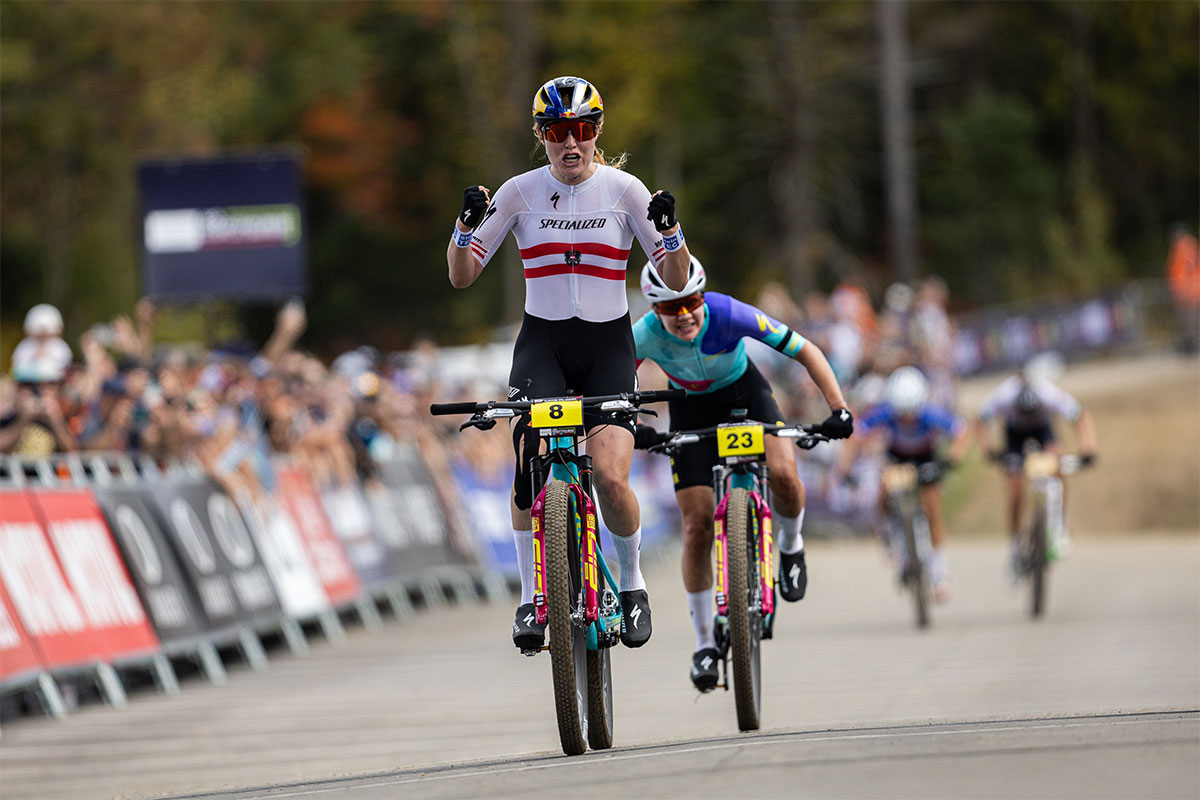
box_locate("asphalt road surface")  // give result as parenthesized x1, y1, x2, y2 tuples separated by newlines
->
(2, 534, 1197, 799)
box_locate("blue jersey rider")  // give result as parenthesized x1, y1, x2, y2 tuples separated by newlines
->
(835, 366, 969, 602)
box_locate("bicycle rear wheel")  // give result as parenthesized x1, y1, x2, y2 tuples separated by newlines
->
(586, 646, 613, 750)
(904, 510, 930, 629)
(544, 480, 588, 755)
(586, 519, 614, 750)
(1029, 497, 1048, 619)
(725, 488, 762, 731)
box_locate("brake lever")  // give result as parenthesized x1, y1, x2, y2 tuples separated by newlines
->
(459, 415, 496, 432)
(637, 408, 659, 418)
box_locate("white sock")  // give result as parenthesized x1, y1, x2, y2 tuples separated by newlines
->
(930, 547, 949, 584)
(513, 529, 534, 604)
(776, 508, 806, 554)
(687, 588, 716, 650)
(610, 528, 646, 592)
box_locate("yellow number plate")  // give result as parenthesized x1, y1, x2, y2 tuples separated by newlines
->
(717, 424, 765, 457)
(530, 398, 583, 429)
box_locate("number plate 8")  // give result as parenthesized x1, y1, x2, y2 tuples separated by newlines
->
(530, 398, 583, 429)
(717, 423, 765, 457)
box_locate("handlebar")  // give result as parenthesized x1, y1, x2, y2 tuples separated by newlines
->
(988, 450, 1095, 476)
(640, 420, 830, 455)
(430, 389, 688, 432)
(430, 388, 685, 417)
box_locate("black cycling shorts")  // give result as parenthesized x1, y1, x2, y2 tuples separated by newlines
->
(508, 313, 637, 510)
(508, 312, 637, 433)
(666, 361, 785, 492)
(1004, 419, 1055, 455)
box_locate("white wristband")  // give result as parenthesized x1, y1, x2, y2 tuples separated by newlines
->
(661, 226, 684, 253)
(452, 225, 473, 249)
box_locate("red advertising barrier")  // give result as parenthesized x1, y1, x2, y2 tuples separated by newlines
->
(0, 490, 107, 668)
(29, 489, 160, 661)
(0, 577, 43, 684)
(276, 466, 361, 606)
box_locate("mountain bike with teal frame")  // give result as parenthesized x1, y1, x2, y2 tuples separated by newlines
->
(431, 388, 683, 755)
(641, 411, 830, 731)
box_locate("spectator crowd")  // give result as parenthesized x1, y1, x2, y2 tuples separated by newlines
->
(4, 276, 959, 535)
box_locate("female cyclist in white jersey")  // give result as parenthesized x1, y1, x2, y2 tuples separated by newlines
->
(447, 75, 692, 650)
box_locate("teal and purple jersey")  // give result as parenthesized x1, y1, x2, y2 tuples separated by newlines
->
(861, 402, 964, 458)
(633, 292, 806, 394)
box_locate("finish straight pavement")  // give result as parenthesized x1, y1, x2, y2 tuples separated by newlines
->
(1, 534, 1197, 799)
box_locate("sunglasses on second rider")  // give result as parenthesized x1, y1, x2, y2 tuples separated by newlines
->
(654, 293, 705, 316)
(540, 119, 598, 143)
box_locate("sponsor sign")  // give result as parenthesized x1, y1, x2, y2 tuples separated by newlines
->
(141, 479, 281, 627)
(0, 577, 44, 684)
(92, 486, 205, 642)
(449, 460, 517, 578)
(28, 489, 161, 659)
(0, 490, 108, 668)
(375, 452, 459, 577)
(235, 493, 330, 618)
(275, 466, 361, 606)
(320, 483, 397, 588)
(139, 152, 307, 301)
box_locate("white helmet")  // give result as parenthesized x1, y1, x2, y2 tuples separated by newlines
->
(885, 366, 929, 415)
(640, 256, 706, 303)
(24, 303, 63, 336)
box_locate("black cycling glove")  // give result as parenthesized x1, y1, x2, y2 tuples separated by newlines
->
(460, 186, 489, 229)
(633, 424, 664, 450)
(820, 408, 854, 439)
(647, 191, 678, 232)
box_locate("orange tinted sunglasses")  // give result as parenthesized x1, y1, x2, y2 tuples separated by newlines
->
(541, 119, 598, 144)
(655, 294, 705, 315)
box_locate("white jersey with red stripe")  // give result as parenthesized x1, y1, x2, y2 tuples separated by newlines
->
(468, 164, 666, 323)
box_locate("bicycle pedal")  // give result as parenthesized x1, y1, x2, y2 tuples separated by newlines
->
(520, 646, 548, 657)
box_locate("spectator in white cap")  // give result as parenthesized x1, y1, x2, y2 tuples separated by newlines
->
(11, 303, 72, 384)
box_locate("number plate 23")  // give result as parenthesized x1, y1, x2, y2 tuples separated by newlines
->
(717, 423, 765, 457)
(530, 398, 583, 429)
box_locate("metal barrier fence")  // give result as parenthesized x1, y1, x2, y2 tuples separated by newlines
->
(0, 444, 508, 729)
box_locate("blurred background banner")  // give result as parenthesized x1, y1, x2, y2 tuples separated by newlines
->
(93, 486, 207, 643)
(138, 152, 307, 303)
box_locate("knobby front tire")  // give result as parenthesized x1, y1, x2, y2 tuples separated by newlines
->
(725, 488, 763, 731)
(545, 480, 589, 755)
(905, 511, 930, 630)
(1029, 497, 1048, 619)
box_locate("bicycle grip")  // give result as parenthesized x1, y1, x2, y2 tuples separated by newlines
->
(429, 401, 481, 416)
(641, 388, 687, 403)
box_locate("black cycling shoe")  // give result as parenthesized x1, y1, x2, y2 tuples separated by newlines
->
(512, 602, 546, 651)
(619, 590, 653, 647)
(690, 647, 720, 692)
(779, 549, 808, 602)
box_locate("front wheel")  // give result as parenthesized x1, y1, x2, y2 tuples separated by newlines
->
(725, 488, 762, 731)
(1028, 497, 1048, 619)
(904, 509, 930, 629)
(544, 480, 588, 755)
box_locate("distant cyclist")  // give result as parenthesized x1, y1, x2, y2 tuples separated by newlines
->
(447, 76, 692, 651)
(974, 360, 1097, 579)
(632, 258, 852, 690)
(836, 366, 968, 602)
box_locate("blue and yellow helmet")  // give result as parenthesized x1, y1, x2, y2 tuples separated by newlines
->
(532, 76, 604, 124)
